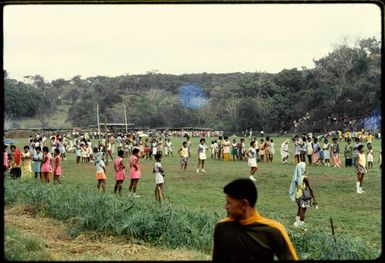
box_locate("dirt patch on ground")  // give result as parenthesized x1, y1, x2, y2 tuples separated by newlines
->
(4, 205, 210, 261)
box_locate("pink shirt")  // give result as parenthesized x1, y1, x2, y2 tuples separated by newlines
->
(3, 151, 8, 169)
(114, 156, 126, 181)
(53, 155, 62, 176)
(129, 155, 141, 179)
(41, 152, 52, 173)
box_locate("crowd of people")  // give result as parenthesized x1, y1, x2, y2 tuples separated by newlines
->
(3, 128, 382, 257)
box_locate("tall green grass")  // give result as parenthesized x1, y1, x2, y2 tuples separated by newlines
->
(4, 178, 380, 259)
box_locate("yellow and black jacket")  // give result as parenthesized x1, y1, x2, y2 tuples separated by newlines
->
(213, 211, 298, 261)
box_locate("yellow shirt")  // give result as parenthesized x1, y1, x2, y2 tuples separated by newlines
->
(295, 175, 306, 199)
(357, 152, 366, 168)
(179, 147, 189, 158)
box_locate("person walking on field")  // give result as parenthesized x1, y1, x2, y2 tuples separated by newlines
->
(231, 138, 238, 161)
(323, 139, 331, 167)
(264, 137, 272, 163)
(259, 139, 265, 162)
(356, 145, 367, 194)
(128, 148, 142, 197)
(344, 138, 353, 167)
(113, 150, 126, 195)
(312, 138, 321, 165)
(289, 162, 317, 230)
(41, 146, 52, 183)
(153, 153, 166, 203)
(331, 138, 341, 168)
(245, 141, 258, 182)
(196, 138, 208, 173)
(178, 141, 189, 176)
(367, 144, 374, 169)
(280, 139, 289, 164)
(21, 145, 32, 179)
(213, 178, 298, 261)
(306, 137, 313, 165)
(52, 149, 62, 186)
(95, 147, 107, 193)
(222, 136, 231, 161)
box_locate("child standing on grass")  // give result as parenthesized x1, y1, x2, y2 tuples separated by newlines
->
(197, 138, 208, 173)
(153, 153, 165, 203)
(356, 144, 367, 194)
(32, 146, 43, 180)
(114, 150, 126, 195)
(367, 145, 374, 169)
(331, 138, 341, 168)
(231, 138, 238, 161)
(323, 139, 330, 167)
(41, 146, 52, 183)
(21, 145, 32, 179)
(245, 141, 258, 182)
(53, 149, 62, 186)
(128, 148, 141, 197)
(95, 147, 107, 192)
(75, 142, 81, 164)
(178, 141, 189, 176)
(210, 141, 216, 159)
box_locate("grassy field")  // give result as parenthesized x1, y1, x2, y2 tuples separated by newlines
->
(4, 136, 382, 260)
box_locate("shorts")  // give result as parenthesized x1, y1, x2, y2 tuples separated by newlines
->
(155, 173, 164, 184)
(357, 166, 367, 174)
(96, 171, 107, 180)
(296, 198, 312, 208)
(199, 153, 207, 160)
(248, 158, 257, 167)
(180, 157, 189, 165)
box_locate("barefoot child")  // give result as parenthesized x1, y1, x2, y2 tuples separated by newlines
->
(114, 150, 126, 195)
(153, 153, 165, 203)
(128, 148, 141, 197)
(52, 149, 62, 185)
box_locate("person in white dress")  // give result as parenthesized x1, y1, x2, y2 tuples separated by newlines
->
(153, 154, 165, 203)
(197, 138, 208, 173)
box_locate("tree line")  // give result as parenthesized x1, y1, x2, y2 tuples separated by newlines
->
(4, 37, 381, 133)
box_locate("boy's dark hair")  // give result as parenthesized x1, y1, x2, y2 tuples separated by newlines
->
(24, 145, 30, 150)
(35, 146, 41, 151)
(224, 179, 257, 207)
(54, 148, 60, 154)
(132, 148, 140, 155)
(357, 144, 364, 151)
(250, 141, 255, 147)
(118, 150, 125, 157)
(182, 141, 187, 146)
(43, 146, 49, 152)
(200, 138, 205, 143)
(154, 153, 162, 160)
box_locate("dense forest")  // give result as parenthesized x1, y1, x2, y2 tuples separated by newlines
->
(4, 37, 381, 133)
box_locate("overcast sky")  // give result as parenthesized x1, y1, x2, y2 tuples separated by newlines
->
(3, 3, 382, 82)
